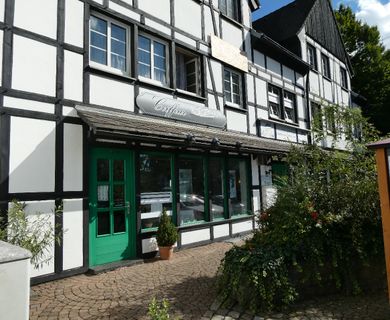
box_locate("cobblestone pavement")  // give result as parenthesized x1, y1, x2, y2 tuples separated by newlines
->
(30, 241, 390, 320)
(30, 242, 233, 320)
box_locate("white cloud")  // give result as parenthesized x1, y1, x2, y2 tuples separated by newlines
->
(355, 0, 390, 49)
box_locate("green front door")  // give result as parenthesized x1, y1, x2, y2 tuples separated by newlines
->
(89, 148, 136, 266)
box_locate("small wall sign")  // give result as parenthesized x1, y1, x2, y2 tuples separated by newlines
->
(136, 92, 227, 128)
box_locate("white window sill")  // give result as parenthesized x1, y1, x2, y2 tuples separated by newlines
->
(175, 88, 205, 100)
(89, 61, 130, 78)
(225, 101, 246, 112)
(138, 76, 171, 89)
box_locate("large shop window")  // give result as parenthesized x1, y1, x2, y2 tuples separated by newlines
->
(268, 84, 297, 123)
(219, 0, 240, 22)
(224, 68, 243, 107)
(90, 15, 129, 73)
(140, 153, 173, 230)
(179, 157, 205, 225)
(228, 158, 249, 217)
(138, 34, 168, 85)
(176, 48, 201, 95)
(209, 157, 225, 220)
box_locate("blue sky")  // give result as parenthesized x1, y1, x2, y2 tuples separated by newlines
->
(251, 0, 390, 48)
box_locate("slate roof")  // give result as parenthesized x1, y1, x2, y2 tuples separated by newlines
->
(76, 105, 296, 154)
(252, 0, 316, 43)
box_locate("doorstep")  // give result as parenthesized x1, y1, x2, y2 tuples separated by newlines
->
(88, 259, 144, 275)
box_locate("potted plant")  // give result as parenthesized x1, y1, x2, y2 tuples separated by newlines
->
(156, 209, 178, 260)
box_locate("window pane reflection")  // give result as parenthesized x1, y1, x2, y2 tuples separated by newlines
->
(179, 158, 204, 225)
(140, 154, 172, 230)
(209, 158, 225, 220)
(113, 210, 126, 233)
(228, 159, 249, 216)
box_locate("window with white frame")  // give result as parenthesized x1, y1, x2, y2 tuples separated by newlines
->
(90, 15, 129, 73)
(340, 67, 348, 89)
(321, 53, 331, 79)
(307, 43, 317, 70)
(268, 84, 297, 123)
(268, 84, 282, 118)
(176, 48, 200, 95)
(138, 34, 168, 85)
(224, 68, 243, 107)
(219, 0, 240, 22)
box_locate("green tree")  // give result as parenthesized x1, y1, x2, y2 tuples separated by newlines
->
(335, 5, 390, 134)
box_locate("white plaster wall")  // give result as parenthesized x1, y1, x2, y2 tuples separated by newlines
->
(90, 75, 135, 111)
(255, 78, 267, 107)
(251, 157, 259, 185)
(14, 0, 57, 39)
(342, 89, 350, 106)
(65, 0, 84, 47)
(138, 0, 170, 23)
(232, 220, 253, 234)
(241, 0, 251, 28)
(0, 259, 30, 320)
(175, 32, 197, 49)
(246, 74, 255, 103)
(248, 106, 256, 135)
(276, 125, 296, 142)
(3, 96, 54, 114)
(260, 122, 275, 139)
(12, 35, 56, 97)
(9, 117, 55, 193)
(0, 0, 4, 22)
(175, 0, 201, 38)
(64, 50, 83, 102)
(296, 73, 304, 87)
(298, 132, 308, 144)
(213, 224, 230, 239)
(252, 189, 261, 212)
(108, 1, 140, 22)
(209, 59, 223, 93)
(62, 199, 83, 271)
(63, 106, 79, 117)
(226, 110, 247, 133)
(309, 72, 320, 95)
(296, 95, 305, 121)
(204, 9, 219, 41)
(142, 237, 158, 253)
(221, 20, 243, 49)
(257, 108, 268, 119)
(64, 124, 83, 191)
(181, 228, 210, 245)
(145, 18, 171, 37)
(323, 79, 333, 101)
(22, 200, 56, 277)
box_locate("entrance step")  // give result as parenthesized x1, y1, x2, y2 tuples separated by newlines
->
(88, 259, 144, 275)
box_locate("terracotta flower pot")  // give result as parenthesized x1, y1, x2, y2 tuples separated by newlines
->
(159, 246, 174, 260)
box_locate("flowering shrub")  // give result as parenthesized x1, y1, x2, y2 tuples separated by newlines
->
(218, 141, 384, 312)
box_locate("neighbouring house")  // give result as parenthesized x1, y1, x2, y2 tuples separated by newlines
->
(0, 0, 356, 284)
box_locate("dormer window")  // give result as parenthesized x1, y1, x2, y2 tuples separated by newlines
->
(307, 43, 317, 70)
(321, 54, 331, 79)
(340, 67, 348, 89)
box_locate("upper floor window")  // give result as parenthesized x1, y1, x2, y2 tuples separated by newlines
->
(90, 15, 129, 73)
(307, 43, 317, 70)
(176, 48, 201, 95)
(311, 102, 323, 130)
(340, 67, 348, 89)
(268, 84, 297, 123)
(219, 0, 240, 22)
(224, 68, 243, 107)
(138, 34, 168, 85)
(321, 54, 331, 79)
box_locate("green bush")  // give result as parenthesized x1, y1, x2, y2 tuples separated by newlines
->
(156, 209, 178, 247)
(148, 297, 172, 320)
(218, 138, 384, 312)
(0, 200, 62, 268)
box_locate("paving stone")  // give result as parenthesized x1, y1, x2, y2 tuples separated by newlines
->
(211, 316, 225, 320)
(228, 310, 241, 318)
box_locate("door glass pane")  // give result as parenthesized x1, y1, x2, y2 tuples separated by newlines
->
(97, 159, 109, 181)
(114, 210, 126, 233)
(228, 159, 249, 216)
(209, 158, 225, 220)
(97, 185, 110, 208)
(114, 160, 124, 181)
(113, 185, 125, 207)
(139, 154, 172, 230)
(179, 158, 205, 225)
(97, 211, 110, 235)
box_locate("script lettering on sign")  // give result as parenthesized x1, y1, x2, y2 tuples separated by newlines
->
(136, 92, 227, 128)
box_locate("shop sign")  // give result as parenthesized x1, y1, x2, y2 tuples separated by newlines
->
(136, 92, 227, 128)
